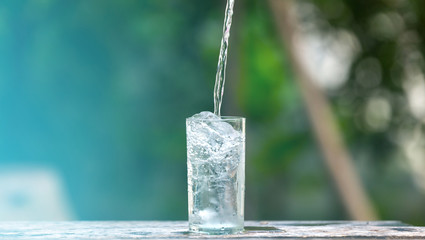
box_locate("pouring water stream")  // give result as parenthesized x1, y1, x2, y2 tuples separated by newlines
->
(213, 0, 235, 117)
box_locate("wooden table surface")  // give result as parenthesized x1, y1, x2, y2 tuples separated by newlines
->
(1, 221, 425, 239)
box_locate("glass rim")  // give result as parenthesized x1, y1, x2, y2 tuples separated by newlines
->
(186, 116, 245, 122)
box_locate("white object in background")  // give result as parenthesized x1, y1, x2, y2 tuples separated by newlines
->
(0, 167, 74, 220)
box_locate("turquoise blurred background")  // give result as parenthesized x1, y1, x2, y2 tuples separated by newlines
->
(0, 0, 424, 225)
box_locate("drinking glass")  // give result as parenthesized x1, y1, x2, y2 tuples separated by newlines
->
(186, 116, 245, 234)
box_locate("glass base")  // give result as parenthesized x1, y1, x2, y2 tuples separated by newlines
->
(189, 225, 244, 235)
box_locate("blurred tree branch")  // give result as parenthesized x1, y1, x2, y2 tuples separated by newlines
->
(268, 0, 378, 220)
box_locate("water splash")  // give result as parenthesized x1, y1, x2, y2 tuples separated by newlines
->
(213, 0, 235, 117)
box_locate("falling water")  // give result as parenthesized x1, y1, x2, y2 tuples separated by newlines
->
(213, 0, 235, 117)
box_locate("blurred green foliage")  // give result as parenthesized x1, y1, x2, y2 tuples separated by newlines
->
(308, 0, 425, 225)
(0, 0, 424, 225)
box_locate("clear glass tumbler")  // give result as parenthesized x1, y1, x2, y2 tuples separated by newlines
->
(186, 116, 245, 234)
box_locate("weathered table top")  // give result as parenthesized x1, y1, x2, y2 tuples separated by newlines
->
(1, 221, 424, 239)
